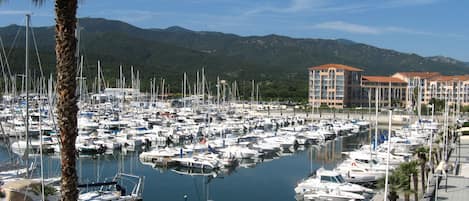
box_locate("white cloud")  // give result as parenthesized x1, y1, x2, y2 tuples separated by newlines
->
(312, 21, 380, 34)
(88, 10, 165, 23)
(311, 21, 436, 36)
(244, 0, 440, 15)
(382, 26, 434, 36)
(0, 10, 30, 15)
(245, 0, 327, 15)
(386, 0, 439, 7)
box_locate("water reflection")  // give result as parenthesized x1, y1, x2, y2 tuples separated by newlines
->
(0, 130, 373, 201)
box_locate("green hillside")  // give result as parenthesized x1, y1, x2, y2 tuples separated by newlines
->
(1, 17, 467, 101)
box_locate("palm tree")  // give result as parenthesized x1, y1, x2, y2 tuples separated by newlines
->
(55, 0, 78, 201)
(399, 163, 413, 201)
(378, 171, 402, 201)
(406, 161, 420, 201)
(415, 146, 429, 194)
(0, 1, 79, 200)
(379, 161, 419, 201)
(54, 1, 79, 200)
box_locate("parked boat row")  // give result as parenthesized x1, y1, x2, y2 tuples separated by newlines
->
(294, 119, 441, 201)
(137, 116, 370, 181)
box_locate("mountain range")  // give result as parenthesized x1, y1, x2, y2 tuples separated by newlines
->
(0, 17, 467, 100)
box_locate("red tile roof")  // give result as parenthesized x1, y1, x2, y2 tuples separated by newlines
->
(394, 72, 441, 79)
(429, 75, 469, 82)
(308, 63, 363, 72)
(362, 76, 406, 83)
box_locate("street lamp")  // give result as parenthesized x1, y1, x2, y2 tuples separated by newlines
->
(384, 108, 393, 201)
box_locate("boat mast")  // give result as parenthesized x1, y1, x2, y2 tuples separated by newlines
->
(202, 68, 205, 104)
(251, 80, 254, 110)
(256, 83, 259, 104)
(97, 60, 101, 94)
(196, 70, 199, 107)
(24, 14, 31, 175)
(217, 76, 220, 111)
(136, 70, 140, 102)
(38, 93, 45, 201)
(0, 38, 7, 95)
(79, 55, 84, 102)
(417, 78, 422, 120)
(388, 81, 391, 107)
(374, 86, 379, 153)
(183, 72, 187, 108)
(383, 109, 392, 201)
(120, 64, 123, 107)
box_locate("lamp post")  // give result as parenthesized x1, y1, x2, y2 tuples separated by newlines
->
(384, 109, 393, 201)
(428, 103, 434, 175)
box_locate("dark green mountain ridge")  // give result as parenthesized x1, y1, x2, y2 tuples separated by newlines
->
(0, 17, 467, 100)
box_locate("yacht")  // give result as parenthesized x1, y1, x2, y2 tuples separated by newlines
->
(295, 168, 373, 196)
(301, 188, 366, 201)
(139, 147, 180, 166)
(172, 156, 219, 170)
(219, 145, 259, 159)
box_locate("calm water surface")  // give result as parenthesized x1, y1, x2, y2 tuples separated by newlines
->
(0, 131, 371, 201)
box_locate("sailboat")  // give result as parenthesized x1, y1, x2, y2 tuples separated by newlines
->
(78, 173, 144, 201)
(0, 14, 62, 201)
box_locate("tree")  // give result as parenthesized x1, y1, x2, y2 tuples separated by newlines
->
(398, 162, 413, 201)
(429, 98, 445, 112)
(378, 171, 401, 201)
(415, 146, 429, 194)
(0, 0, 80, 200)
(402, 161, 419, 201)
(378, 161, 419, 201)
(55, 1, 79, 200)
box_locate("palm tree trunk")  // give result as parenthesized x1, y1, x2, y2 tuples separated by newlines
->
(433, 151, 439, 170)
(389, 191, 399, 201)
(421, 159, 426, 194)
(405, 175, 411, 201)
(413, 173, 418, 201)
(55, 0, 79, 200)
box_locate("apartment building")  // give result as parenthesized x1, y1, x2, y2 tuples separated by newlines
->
(392, 72, 441, 108)
(309, 64, 469, 108)
(361, 76, 407, 108)
(308, 64, 363, 108)
(426, 75, 469, 106)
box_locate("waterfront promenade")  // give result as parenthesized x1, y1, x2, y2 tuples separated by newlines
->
(258, 108, 451, 125)
(435, 135, 469, 201)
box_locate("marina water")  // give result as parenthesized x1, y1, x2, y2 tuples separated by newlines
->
(0, 130, 372, 201)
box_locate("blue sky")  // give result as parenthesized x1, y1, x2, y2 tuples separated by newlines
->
(1, 0, 468, 61)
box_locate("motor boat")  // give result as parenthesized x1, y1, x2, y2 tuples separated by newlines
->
(295, 168, 373, 196)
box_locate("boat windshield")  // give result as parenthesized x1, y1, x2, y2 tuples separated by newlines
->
(320, 175, 342, 183)
(335, 175, 345, 183)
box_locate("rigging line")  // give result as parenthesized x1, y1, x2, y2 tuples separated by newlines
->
(0, 36, 13, 79)
(29, 22, 48, 99)
(100, 64, 107, 88)
(29, 22, 45, 78)
(0, 37, 7, 93)
(6, 24, 22, 59)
